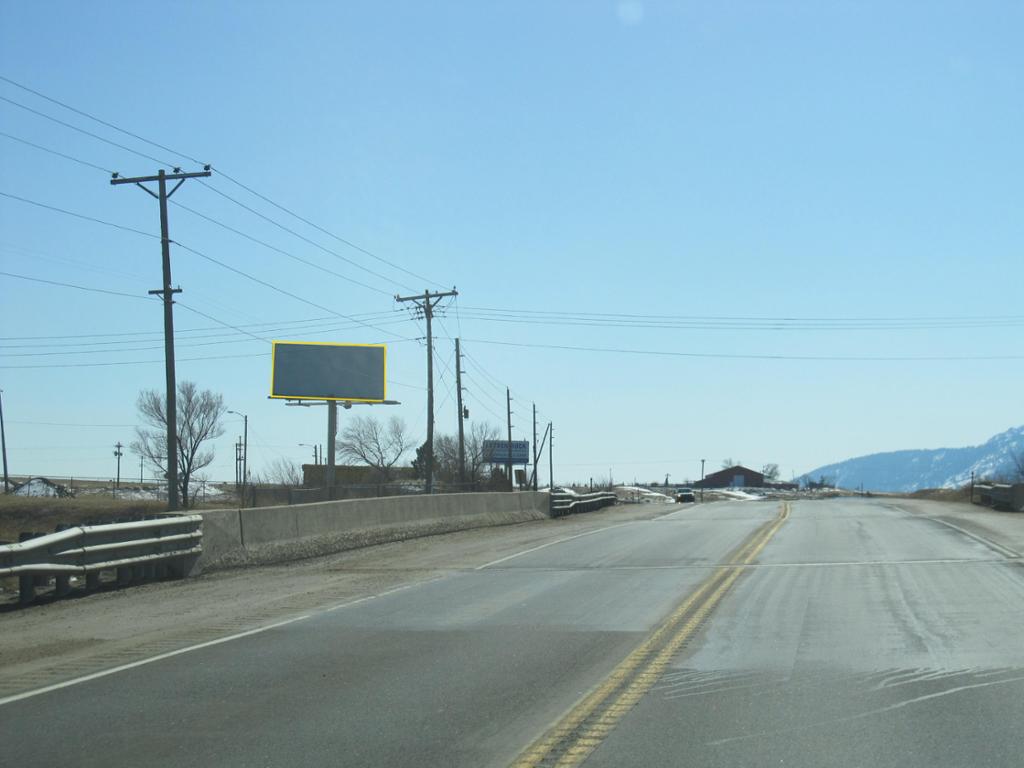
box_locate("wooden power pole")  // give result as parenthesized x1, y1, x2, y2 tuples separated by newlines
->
(394, 288, 458, 494)
(455, 338, 466, 486)
(111, 166, 211, 510)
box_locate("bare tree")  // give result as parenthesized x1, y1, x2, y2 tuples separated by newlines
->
(131, 381, 226, 509)
(433, 434, 460, 484)
(337, 415, 412, 482)
(721, 457, 741, 470)
(466, 421, 501, 484)
(762, 463, 780, 482)
(262, 457, 304, 487)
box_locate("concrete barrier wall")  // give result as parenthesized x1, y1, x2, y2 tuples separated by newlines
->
(195, 492, 549, 573)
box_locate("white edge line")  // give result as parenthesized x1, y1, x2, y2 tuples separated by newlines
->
(475, 523, 630, 570)
(0, 613, 312, 707)
(0, 578, 444, 708)
(925, 516, 1022, 559)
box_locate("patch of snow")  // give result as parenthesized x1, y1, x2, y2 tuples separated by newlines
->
(715, 489, 763, 501)
(12, 477, 72, 498)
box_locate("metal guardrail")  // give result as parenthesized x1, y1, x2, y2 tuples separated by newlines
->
(0, 515, 202, 605)
(550, 491, 618, 517)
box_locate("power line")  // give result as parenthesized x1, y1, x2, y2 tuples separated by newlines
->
(0, 270, 153, 301)
(0, 130, 114, 173)
(0, 311, 400, 341)
(171, 198, 394, 296)
(172, 239, 414, 341)
(195, 180, 416, 292)
(450, 337, 1024, 362)
(0, 351, 272, 369)
(0, 342, 422, 370)
(457, 305, 1024, 330)
(0, 75, 447, 291)
(0, 74, 201, 165)
(7, 420, 136, 427)
(0, 317, 412, 351)
(214, 169, 447, 290)
(0, 94, 173, 168)
(0, 191, 156, 238)
(0, 190, 413, 342)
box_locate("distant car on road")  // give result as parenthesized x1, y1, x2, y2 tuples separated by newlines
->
(675, 488, 696, 503)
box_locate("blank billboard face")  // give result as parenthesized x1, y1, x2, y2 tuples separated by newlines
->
(270, 342, 386, 402)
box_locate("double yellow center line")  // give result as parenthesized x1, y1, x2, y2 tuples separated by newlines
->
(511, 502, 791, 768)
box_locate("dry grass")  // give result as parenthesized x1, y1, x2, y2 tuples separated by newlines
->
(901, 486, 972, 503)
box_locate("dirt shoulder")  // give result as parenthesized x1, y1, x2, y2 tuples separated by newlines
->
(0, 501, 680, 699)
(888, 497, 1024, 555)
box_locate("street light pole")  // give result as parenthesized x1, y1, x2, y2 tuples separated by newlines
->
(700, 459, 706, 502)
(228, 410, 248, 507)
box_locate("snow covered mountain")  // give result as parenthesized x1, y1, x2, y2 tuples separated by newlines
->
(799, 426, 1024, 492)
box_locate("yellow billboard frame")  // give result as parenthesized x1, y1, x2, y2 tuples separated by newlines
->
(269, 340, 387, 403)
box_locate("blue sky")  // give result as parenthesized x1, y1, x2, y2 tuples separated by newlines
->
(1, 1, 1022, 486)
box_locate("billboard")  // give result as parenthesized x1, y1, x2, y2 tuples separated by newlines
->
(482, 440, 530, 464)
(270, 341, 386, 402)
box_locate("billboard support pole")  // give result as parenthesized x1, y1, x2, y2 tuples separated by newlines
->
(326, 400, 338, 492)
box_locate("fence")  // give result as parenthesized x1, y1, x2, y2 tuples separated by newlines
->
(549, 491, 618, 517)
(973, 483, 1024, 512)
(0, 514, 202, 605)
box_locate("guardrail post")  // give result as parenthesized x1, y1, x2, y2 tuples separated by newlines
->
(117, 567, 132, 586)
(18, 574, 35, 604)
(85, 571, 100, 591)
(55, 574, 71, 597)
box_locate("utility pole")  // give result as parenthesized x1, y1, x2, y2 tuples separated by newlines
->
(528, 421, 549, 490)
(506, 387, 514, 491)
(548, 422, 554, 491)
(970, 470, 975, 504)
(532, 403, 538, 491)
(455, 338, 467, 486)
(228, 411, 248, 507)
(235, 438, 242, 492)
(700, 458, 706, 502)
(0, 389, 9, 493)
(113, 442, 124, 490)
(111, 165, 211, 511)
(139, 454, 144, 485)
(394, 288, 458, 494)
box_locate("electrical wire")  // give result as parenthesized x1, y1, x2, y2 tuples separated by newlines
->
(0, 130, 114, 173)
(0, 94, 174, 168)
(0, 190, 413, 342)
(0, 270, 154, 301)
(0, 74, 201, 165)
(213, 169, 447, 290)
(0, 191, 156, 238)
(195, 181, 416, 293)
(171, 199, 394, 296)
(0, 75, 448, 290)
(449, 337, 1024, 362)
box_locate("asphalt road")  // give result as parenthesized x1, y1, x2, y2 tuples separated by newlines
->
(2, 497, 1023, 767)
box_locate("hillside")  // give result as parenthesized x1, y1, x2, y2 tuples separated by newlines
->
(799, 425, 1024, 492)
